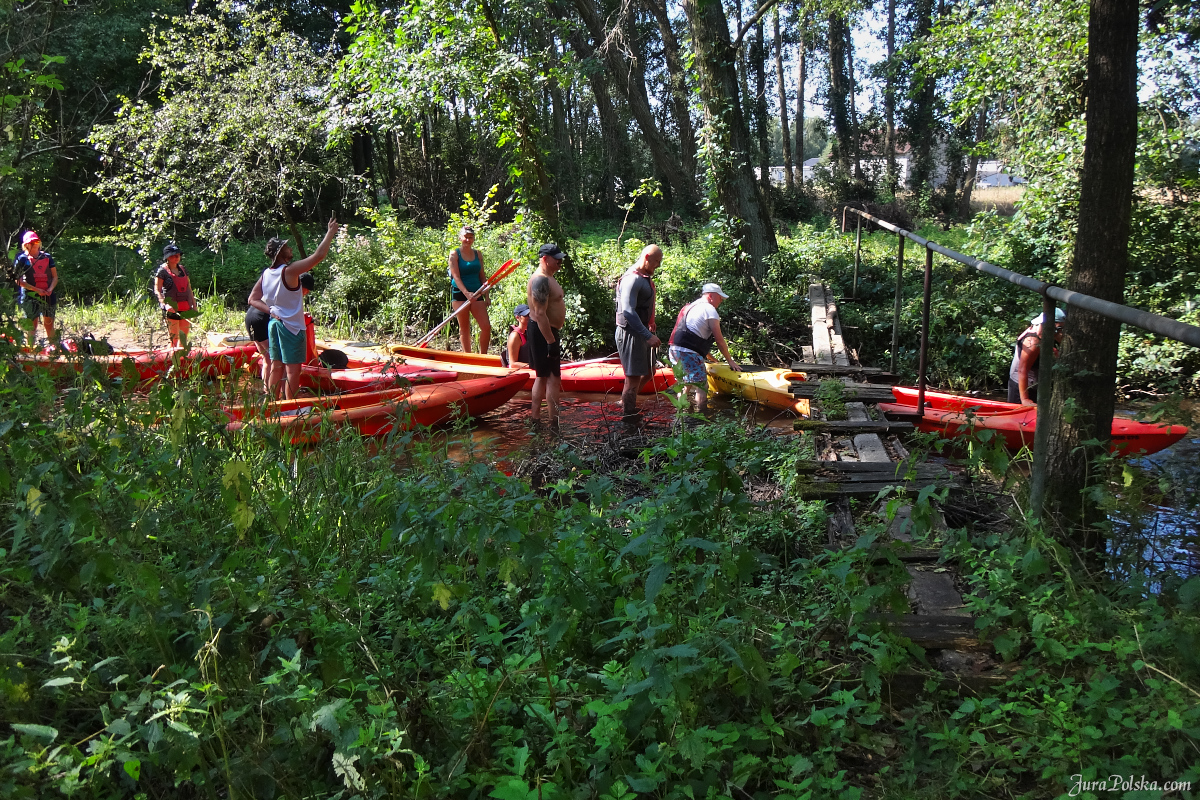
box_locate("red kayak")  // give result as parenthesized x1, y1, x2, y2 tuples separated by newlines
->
(879, 386, 1189, 456)
(248, 353, 459, 393)
(16, 343, 258, 383)
(224, 373, 525, 444)
(388, 343, 676, 394)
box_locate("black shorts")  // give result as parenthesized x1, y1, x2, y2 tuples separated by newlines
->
(1007, 379, 1037, 404)
(528, 323, 561, 378)
(22, 293, 56, 320)
(245, 307, 270, 343)
(451, 286, 469, 303)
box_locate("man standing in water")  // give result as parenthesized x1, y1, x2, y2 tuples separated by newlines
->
(527, 243, 566, 428)
(615, 244, 662, 427)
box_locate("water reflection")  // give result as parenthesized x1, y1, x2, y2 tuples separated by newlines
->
(1112, 434, 1200, 585)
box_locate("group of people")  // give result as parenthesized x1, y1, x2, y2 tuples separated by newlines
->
(511, 242, 742, 429)
(11, 221, 1062, 417)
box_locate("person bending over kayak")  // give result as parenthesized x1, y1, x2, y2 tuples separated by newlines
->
(502, 303, 533, 368)
(527, 243, 566, 428)
(615, 244, 663, 427)
(14, 231, 58, 348)
(448, 225, 491, 354)
(1009, 307, 1064, 405)
(260, 217, 338, 400)
(669, 283, 740, 415)
(248, 271, 314, 394)
(154, 242, 198, 349)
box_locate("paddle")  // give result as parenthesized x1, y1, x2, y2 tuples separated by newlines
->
(415, 258, 521, 348)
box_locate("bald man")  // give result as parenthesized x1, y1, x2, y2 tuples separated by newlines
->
(614, 244, 663, 425)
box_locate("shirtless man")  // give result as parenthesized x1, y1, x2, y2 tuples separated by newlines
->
(527, 243, 567, 427)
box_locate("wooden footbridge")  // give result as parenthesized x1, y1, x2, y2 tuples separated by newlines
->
(794, 282, 1009, 696)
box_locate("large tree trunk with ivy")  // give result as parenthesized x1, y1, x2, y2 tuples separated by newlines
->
(826, 13, 853, 176)
(1042, 0, 1140, 544)
(683, 0, 777, 276)
(753, 21, 771, 199)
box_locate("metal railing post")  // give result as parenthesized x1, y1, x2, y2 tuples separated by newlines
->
(841, 205, 847, 234)
(916, 244, 933, 416)
(852, 214, 863, 299)
(891, 233, 904, 374)
(1028, 294, 1056, 520)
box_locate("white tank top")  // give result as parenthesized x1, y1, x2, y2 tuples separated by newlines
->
(262, 265, 305, 335)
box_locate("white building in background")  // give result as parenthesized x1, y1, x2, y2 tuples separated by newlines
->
(757, 152, 1023, 189)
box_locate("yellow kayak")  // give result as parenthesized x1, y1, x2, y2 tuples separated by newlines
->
(706, 364, 811, 417)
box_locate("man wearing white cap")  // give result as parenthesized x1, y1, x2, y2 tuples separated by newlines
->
(1009, 307, 1065, 405)
(668, 283, 740, 415)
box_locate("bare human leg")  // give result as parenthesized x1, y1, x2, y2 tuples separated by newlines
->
(468, 300, 491, 354)
(452, 299, 472, 352)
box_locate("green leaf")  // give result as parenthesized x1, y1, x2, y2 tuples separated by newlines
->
(11, 723, 58, 742)
(490, 779, 534, 800)
(644, 562, 669, 603)
(123, 758, 141, 782)
(42, 677, 74, 688)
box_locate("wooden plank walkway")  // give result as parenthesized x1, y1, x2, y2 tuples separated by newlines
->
(801, 282, 996, 683)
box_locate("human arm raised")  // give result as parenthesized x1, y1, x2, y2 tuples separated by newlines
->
(282, 216, 339, 283)
(710, 319, 740, 371)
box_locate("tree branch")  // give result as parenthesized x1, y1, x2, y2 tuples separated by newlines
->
(732, 0, 786, 52)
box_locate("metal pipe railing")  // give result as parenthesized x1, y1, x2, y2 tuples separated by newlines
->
(843, 205, 1200, 520)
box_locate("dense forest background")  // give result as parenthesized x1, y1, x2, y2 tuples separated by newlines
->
(1, 0, 1194, 272)
(3, 2, 1200, 797)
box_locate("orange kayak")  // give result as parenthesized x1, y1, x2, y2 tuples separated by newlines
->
(224, 373, 526, 444)
(387, 344, 676, 394)
(879, 386, 1189, 456)
(17, 342, 258, 383)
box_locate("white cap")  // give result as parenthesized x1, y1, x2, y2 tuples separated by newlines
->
(701, 283, 729, 298)
(1031, 308, 1067, 325)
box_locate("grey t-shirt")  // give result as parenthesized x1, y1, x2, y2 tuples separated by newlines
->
(615, 271, 654, 340)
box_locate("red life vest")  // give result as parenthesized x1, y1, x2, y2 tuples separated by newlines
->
(20, 252, 53, 291)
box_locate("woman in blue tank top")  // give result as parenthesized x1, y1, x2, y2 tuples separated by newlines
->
(448, 226, 491, 353)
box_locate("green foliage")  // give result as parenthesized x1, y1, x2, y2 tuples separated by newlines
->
(86, 4, 342, 253)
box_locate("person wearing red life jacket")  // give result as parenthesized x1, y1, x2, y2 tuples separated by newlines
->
(154, 242, 198, 348)
(668, 283, 741, 415)
(14, 231, 58, 348)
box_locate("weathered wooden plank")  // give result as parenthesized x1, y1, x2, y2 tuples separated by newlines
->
(788, 362, 885, 375)
(796, 459, 946, 474)
(809, 284, 834, 365)
(790, 384, 898, 402)
(796, 480, 957, 499)
(864, 613, 986, 651)
(907, 568, 970, 617)
(794, 420, 915, 433)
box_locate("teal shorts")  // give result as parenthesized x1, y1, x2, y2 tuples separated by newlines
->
(268, 319, 307, 364)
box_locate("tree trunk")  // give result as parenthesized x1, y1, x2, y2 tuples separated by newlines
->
(774, 8, 793, 191)
(754, 21, 770, 198)
(827, 13, 852, 176)
(795, 16, 806, 183)
(884, 0, 898, 194)
(566, 0, 700, 209)
(957, 102, 988, 218)
(684, 0, 778, 276)
(1042, 0, 1140, 545)
(846, 23, 862, 180)
(906, 0, 937, 195)
(563, 27, 630, 216)
(643, 0, 697, 182)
